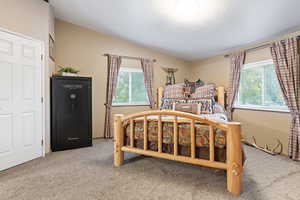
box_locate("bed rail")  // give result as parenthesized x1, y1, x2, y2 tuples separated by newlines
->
(114, 110, 243, 195)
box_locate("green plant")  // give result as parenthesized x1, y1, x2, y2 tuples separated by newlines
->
(58, 66, 79, 74)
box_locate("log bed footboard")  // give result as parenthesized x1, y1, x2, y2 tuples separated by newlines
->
(114, 110, 243, 195)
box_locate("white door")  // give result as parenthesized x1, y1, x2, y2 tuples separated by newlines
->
(0, 30, 43, 171)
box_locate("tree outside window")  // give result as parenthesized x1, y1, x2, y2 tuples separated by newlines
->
(113, 68, 149, 106)
(236, 60, 287, 111)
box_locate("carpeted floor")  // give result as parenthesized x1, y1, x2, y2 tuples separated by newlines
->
(0, 139, 300, 200)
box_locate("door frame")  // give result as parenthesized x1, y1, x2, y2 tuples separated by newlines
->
(0, 27, 46, 157)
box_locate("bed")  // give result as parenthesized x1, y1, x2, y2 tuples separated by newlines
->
(113, 83, 243, 195)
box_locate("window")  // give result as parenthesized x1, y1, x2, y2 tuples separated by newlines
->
(235, 59, 288, 112)
(112, 67, 149, 106)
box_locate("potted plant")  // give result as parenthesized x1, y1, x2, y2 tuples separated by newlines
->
(58, 66, 80, 77)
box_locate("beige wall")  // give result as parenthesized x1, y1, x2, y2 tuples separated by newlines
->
(0, 0, 49, 42)
(0, 0, 296, 157)
(0, 0, 55, 153)
(190, 48, 291, 155)
(55, 19, 190, 138)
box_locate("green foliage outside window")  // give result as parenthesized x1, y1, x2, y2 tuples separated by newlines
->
(131, 72, 148, 102)
(114, 71, 129, 103)
(113, 68, 149, 105)
(237, 61, 286, 110)
(264, 65, 285, 107)
(239, 67, 262, 105)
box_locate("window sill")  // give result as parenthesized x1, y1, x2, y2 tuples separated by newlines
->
(112, 104, 150, 107)
(234, 106, 290, 114)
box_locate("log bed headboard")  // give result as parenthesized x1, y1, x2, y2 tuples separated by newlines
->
(156, 86, 226, 109)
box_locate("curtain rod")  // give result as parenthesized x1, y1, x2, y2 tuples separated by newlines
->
(224, 44, 270, 58)
(103, 54, 157, 62)
(224, 35, 300, 58)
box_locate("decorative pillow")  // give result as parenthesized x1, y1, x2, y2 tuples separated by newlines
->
(183, 79, 205, 97)
(186, 98, 215, 114)
(190, 83, 216, 98)
(163, 83, 185, 98)
(173, 103, 198, 114)
(161, 98, 186, 110)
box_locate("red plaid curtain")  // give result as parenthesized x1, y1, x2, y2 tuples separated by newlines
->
(104, 55, 122, 138)
(271, 38, 300, 161)
(227, 52, 246, 120)
(141, 58, 155, 109)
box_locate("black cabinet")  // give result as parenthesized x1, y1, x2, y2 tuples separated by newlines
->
(51, 76, 92, 151)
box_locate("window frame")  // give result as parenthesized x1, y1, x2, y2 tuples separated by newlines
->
(112, 67, 150, 107)
(234, 59, 289, 113)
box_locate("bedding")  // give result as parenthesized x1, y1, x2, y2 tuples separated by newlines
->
(161, 98, 186, 110)
(125, 83, 231, 162)
(162, 100, 228, 122)
(161, 83, 221, 115)
(202, 113, 228, 122)
(186, 98, 215, 114)
(183, 79, 205, 95)
(163, 83, 185, 98)
(173, 99, 215, 114)
(163, 83, 216, 99)
(190, 83, 216, 98)
(161, 97, 215, 113)
(173, 103, 198, 114)
(163, 82, 228, 121)
(205, 103, 228, 122)
(124, 117, 227, 162)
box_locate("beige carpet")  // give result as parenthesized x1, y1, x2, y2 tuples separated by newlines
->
(0, 139, 300, 200)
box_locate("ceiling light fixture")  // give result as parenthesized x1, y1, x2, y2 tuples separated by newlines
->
(156, 0, 221, 25)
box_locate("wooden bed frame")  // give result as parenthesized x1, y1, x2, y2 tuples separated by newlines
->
(113, 86, 243, 195)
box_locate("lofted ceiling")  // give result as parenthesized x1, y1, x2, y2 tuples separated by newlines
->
(50, 0, 300, 61)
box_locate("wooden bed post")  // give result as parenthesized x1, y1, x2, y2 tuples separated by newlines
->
(217, 87, 225, 107)
(114, 114, 124, 167)
(226, 122, 243, 195)
(157, 87, 164, 109)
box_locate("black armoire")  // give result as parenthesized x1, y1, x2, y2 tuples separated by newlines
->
(51, 76, 92, 151)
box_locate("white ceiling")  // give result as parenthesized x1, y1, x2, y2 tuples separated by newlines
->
(50, 0, 300, 61)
